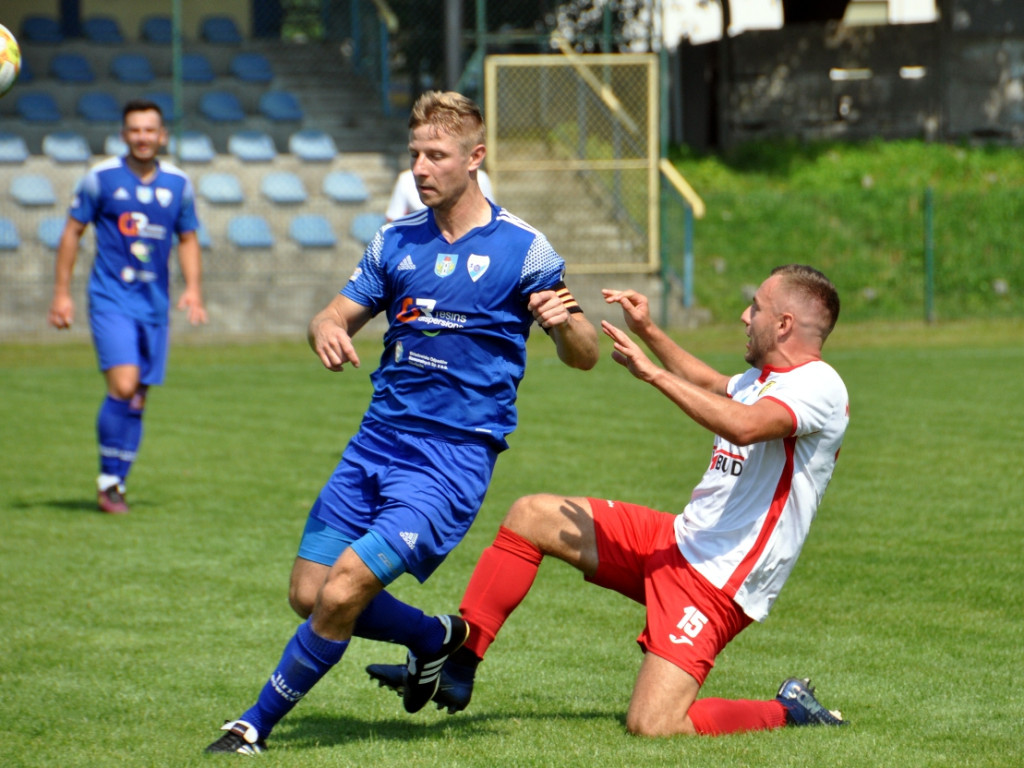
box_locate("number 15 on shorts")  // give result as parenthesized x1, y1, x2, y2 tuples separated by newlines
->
(669, 606, 709, 645)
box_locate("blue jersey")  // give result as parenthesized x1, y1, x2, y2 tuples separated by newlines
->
(341, 202, 566, 450)
(70, 157, 199, 325)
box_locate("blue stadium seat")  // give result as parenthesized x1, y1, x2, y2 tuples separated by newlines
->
(104, 134, 127, 156)
(49, 53, 96, 84)
(290, 214, 337, 248)
(171, 131, 216, 164)
(260, 171, 307, 204)
(259, 90, 303, 122)
(143, 91, 176, 121)
(11, 174, 57, 206)
(182, 53, 215, 84)
(43, 132, 92, 163)
(78, 92, 121, 123)
(350, 213, 387, 245)
(196, 222, 212, 249)
(0, 218, 20, 250)
(140, 16, 173, 44)
(200, 16, 243, 45)
(15, 92, 62, 122)
(230, 52, 273, 83)
(323, 171, 369, 204)
(199, 91, 245, 122)
(227, 130, 277, 162)
(288, 129, 338, 162)
(37, 217, 65, 249)
(227, 215, 274, 248)
(111, 53, 156, 84)
(0, 133, 30, 164)
(198, 173, 245, 204)
(20, 16, 63, 44)
(17, 57, 34, 85)
(83, 16, 125, 44)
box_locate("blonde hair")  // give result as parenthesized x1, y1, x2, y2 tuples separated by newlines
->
(409, 91, 485, 153)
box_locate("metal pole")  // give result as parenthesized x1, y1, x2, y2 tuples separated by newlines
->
(924, 186, 935, 323)
(171, 0, 183, 158)
(445, 0, 463, 91)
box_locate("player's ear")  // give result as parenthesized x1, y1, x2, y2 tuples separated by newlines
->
(468, 143, 486, 172)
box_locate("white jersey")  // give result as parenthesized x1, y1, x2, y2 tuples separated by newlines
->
(385, 169, 494, 220)
(674, 360, 849, 622)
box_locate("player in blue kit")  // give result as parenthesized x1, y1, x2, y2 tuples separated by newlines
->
(206, 90, 600, 754)
(48, 99, 207, 514)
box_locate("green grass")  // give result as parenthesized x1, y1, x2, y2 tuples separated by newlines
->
(2, 322, 1023, 767)
(668, 140, 1024, 323)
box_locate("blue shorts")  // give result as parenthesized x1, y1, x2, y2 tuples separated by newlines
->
(297, 419, 497, 583)
(89, 310, 169, 386)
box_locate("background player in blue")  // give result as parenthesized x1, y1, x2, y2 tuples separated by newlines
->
(47, 99, 207, 514)
(206, 91, 600, 754)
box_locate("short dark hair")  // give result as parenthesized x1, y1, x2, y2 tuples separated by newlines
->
(123, 99, 163, 124)
(772, 264, 841, 336)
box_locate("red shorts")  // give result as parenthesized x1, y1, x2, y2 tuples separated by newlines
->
(585, 498, 752, 685)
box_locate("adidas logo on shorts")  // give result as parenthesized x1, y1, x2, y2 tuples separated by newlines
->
(400, 531, 419, 549)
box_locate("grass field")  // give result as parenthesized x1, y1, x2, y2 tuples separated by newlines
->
(2, 319, 1022, 767)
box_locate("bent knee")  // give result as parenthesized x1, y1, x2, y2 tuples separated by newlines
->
(625, 711, 697, 737)
(288, 585, 315, 619)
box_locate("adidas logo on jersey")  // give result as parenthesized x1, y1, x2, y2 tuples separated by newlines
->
(398, 255, 416, 271)
(399, 531, 419, 549)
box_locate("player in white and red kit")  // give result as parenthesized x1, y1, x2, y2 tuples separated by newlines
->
(368, 264, 851, 736)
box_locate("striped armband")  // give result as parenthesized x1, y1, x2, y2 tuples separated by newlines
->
(554, 281, 583, 314)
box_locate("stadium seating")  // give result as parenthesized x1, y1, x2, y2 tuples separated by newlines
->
(49, 53, 96, 84)
(82, 16, 125, 45)
(260, 171, 308, 204)
(11, 175, 58, 207)
(104, 134, 127, 156)
(350, 212, 387, 245)
(198, 173, 245, 204)
(42, 132, 92, 163)
(323, 171, 369, 204)
(20, 16, 63, 44)
(288, 129, 338, 162)
(15, 92, 61, 122)
(143, 91, 176, 120)
(171, 131, 216, 164)
(0, 218, 20, 250)
(111, 53, 156, 85)
(230, 52, 274, 83)
(201, 16, 244, 45)
(227, 130, 277, 162)
(196, 222, 213, 249)
(200, 91, 246, 123)
(0, 134, 30, 164)
(289, 214, 337, 248)
(182, 53, 216, 84)
(140, 16, 173, 44)
(77, 92, 122, 123)
(259, 90, 303, 122)
(37, 217, 65, 249)
(227, 215, 274, 248)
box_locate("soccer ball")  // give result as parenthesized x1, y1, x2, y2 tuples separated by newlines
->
(0, 23, 22, 97)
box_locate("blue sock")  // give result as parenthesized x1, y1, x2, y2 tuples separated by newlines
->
(119, 399, 144, 482)
(239, 619, 348, 738)
(96, 395, 131, 479)
(353, 591, 445, 656)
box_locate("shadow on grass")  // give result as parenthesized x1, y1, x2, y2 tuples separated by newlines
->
(278, 708, 624, 749)
(10, 497, 150, 515)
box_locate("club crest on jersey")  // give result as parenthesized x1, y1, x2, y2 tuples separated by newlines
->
(467, 254, 490, 282)
(156, 188, 173, 207)
(435, 253, 458, 277)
